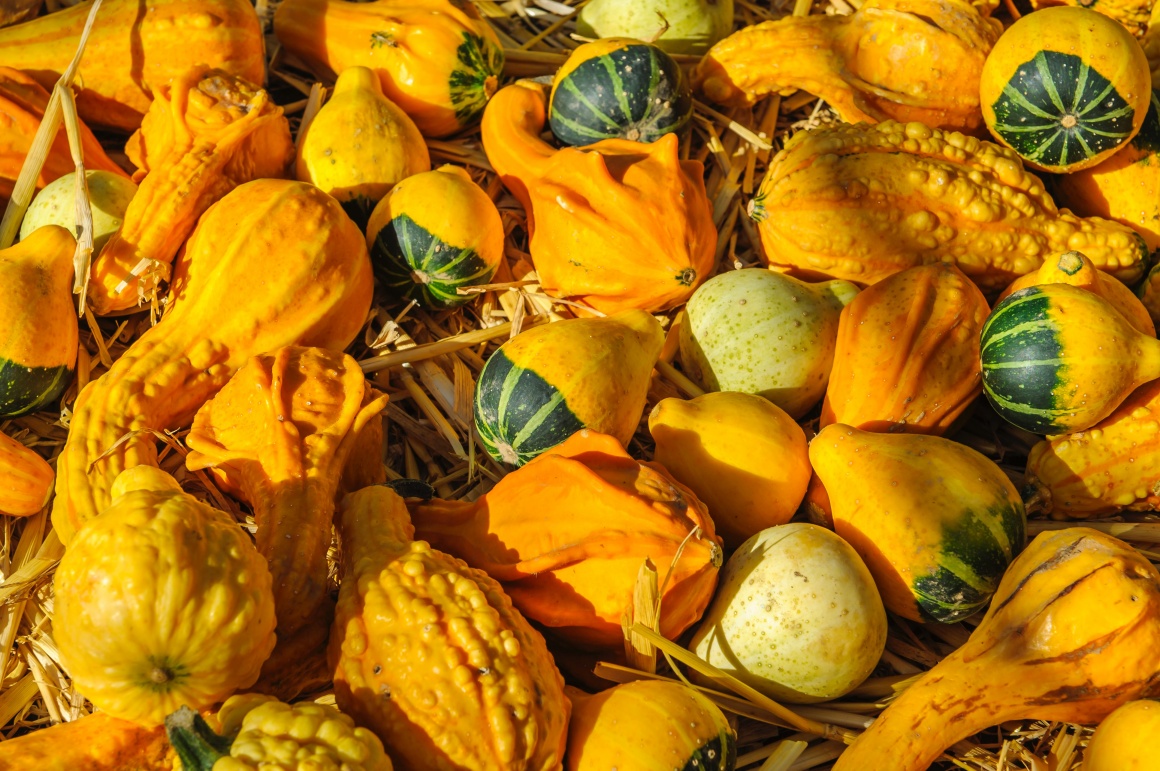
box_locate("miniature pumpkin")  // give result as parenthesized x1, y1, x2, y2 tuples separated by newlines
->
(0, 430, 53, 518)
(1084, 699, 1160, 771)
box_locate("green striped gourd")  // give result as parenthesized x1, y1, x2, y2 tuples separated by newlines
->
(475, 311, 664, 466)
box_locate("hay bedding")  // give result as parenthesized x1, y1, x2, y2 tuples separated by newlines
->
(0, 0, 1155, 768)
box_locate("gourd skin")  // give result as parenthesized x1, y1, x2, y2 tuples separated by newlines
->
(1026, 0, 1154, 37)
(89, 68, 295, 316)
(52, 179, 374, 546)
(273, 0, 504, 138)
(20, 170, 138, 255)
(0, 226, 77, 417)
(750, 120, 1150, 290)
(648, 392, 811, 550)
(1145, 3, 1160, 87)
(329, 485, 570, 771)
(810, 424, 1025, 622)
(0, 0, 265, 131)
(0, 712, 172, 771)
(832, 528, 1160, 771)
(1085, 699, 1160, 771)
(54, 467, 277, 727)
(410, 431, 724, 649)
(693, 0, 1001, 132)
(575, 0, 736, 55)
(0, 431, 53, 517)
(481, 80, 716, 314)
(821, 263, 989, 434)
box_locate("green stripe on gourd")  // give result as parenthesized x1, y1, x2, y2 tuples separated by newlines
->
(371, 213, 498, 309)
(0, 360, 73, 417)
(448, 31, 504, 127)
(1132, 90, 1160, 153)
(680, 734, 735, 771)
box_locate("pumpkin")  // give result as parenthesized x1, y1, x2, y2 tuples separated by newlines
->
(648, 392, 811, 550)
(0, 712, 171, 771)
(821, 263, 989, 434)
(549, 38, 692, 146)
(409, 430, 724, 649)
(575, 0, 736, 55)
(679, 268, 859, 418)
(329, 484, 570, 771)
(750, 120, 1151, 289)
(274, 0, 503, 138)
(20, 170, 137, 255)
(810, 424, 1026, 622)
(693, 0, 1001, 132)
(296, 66, 429, 226)
(366, 164, 502, 309)
(474, 311, 663, 466)
(0, 430, 53, 518)
(481, 79, 716, 314)
(980, 6, 1153, 173)
(0, 0, 265, 131)
(54, 466, 277, 727)
(981, 284, 1160, 434)
(689, 523, 887, 703)
(1084, 700, 1160, 771)
(0, 225, 76, 417)
(51, 179, 373, 545)
(565, 681, 736, 771)
(831, 528, 1160, 771)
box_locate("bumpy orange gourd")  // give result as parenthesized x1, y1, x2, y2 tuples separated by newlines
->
(821, 263, 989, 434)
(186, 347, 387, 700)
(482, 80, 716, 314)
(693, 0, 1000, 132)
(410, 430, 724, 648)
(0, 431, 52, 517)
(330, 484, 570, 771)
(1085, 699, 1160, 770)
(89, 68, 294, 316)
(0, 0, 265, 131)
(750, 120, 1150, 290)
(0, 67, 127, 200)
(0, 712, 172, 770)
(832, 528, 1160, 771)
(52, 179, 373, 546)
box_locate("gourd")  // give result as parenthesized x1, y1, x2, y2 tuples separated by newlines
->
(549, 38, 692, 146)
(0, 431, 53, 517)
(1054, 91, 1160, 252)
(648, 392, 811, 550)
(679, 268, 859, 418)
(54, 466, 276, 727)
(1146, 2, 1160, 86)
(689, 523, 887, 703)
(0, 0, 265, 131)
(1084, 700, 1160, 771)
(51, 179, 373, 546)
(809, 424, 1026, 622)
(20, 170, 137, 255)
(749, 120, 1151, 290)
(0, 712, 172, 771)
(329, 484, 570, 771)
(980, 284, 1160, 434)
(296, 66, 429, 225)
(979, 6, 1153, 173)
(89, 68, 294, 316)
(474, 311, 663, 466)
(366, 164, 502, 309)
(0, 225, 77, 417)
(575, 0, 735, 55)
(1023, 0, 1154, 37)
(409, 430, 724, 649)
(185, 347, 388, 700)
(481, 80, 716, 314)
(821, 263, 989, 434)
(0, 67, 128, 200)
(273, 0, 504, 138)
(693, 0, 1001, 133)
(565, 681, 736, 771)
(166, 695, 392, 771)
(831, 528, 1160, 771)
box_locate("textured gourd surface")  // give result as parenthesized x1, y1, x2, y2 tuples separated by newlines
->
(0, 712, 171, 770)
(411, 430, 723, 648)
(20, 170, 137, 254)
(833, 528, 1160, 771)
(575, 0, 736, 55)
(1027, 0, 1153, 36)
(329, 485, 570, 771)
(1084, 699, 1160, 771)
(0, 430, 53, 518)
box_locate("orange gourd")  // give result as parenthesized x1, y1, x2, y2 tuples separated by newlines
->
(0, 712, 172, 770)
(0, 431, 52, 517)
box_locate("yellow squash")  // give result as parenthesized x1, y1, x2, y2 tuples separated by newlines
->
(1084, 699, 1160, 771)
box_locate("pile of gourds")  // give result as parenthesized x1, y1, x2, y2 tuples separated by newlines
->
(2, 0, 1160, 769)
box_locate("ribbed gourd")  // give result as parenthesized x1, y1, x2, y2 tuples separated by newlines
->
(329, 484, 570, 771)
(810, 424, 1026, 623)
(548, 38, 693, 146)
(1084, 699, 1160, 771)
(980, 284, 1160, 434)
(979, 6, 1153, 173)
(474, 311, 663, 466)
(0, 431, 53, 518)
(366, 164, 503, 308)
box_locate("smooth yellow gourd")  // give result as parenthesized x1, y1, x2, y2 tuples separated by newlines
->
(1085, 700, 1160, 771)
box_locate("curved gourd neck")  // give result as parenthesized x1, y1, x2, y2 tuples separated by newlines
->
(481, 80, 557, 212)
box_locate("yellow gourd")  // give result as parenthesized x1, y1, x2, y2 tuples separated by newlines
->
(1084, 699, 1160, 771)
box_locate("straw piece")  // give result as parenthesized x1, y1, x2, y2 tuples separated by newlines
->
(360, 319, 549, 373)
(758, 740, 809, 771)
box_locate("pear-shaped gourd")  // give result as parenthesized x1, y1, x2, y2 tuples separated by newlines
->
(20, 170, 137, 255)
(679, 268, 859, 418)
(474, 311, 664, 466)
(810, 424, 1026, 623)
(576, 0, 735, 55)
(1085, 699, 1160, 771)
(0, 225, 77, 417)
(296, 66, 430, 224)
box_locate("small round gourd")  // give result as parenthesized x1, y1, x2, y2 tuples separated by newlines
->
(548, 38, 692, 146)
(365, 164, 503, 308)
(575, 0, 735, 55)
(20, 170, 137, 254)
(980, 6, 1152, 173)
(1085, 699, 1160, 771)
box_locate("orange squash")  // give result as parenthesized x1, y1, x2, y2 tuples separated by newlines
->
(0, 712, 172, 770)
(0, 430, 52, 517)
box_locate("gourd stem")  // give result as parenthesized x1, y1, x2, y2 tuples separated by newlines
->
(165, 706, 233, 771)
